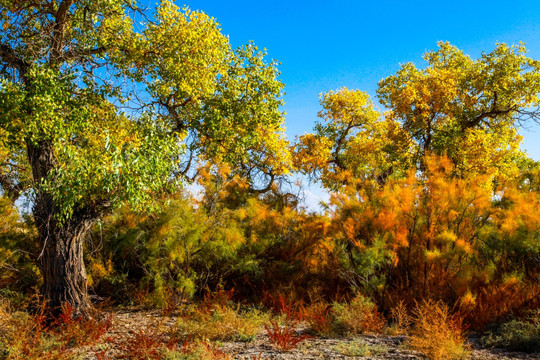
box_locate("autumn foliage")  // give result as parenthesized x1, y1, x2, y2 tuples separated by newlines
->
(1, 33, 540, 359)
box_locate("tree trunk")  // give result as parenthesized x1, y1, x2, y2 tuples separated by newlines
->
(34, 193, 94, 316)
(28, 140, 96, 316)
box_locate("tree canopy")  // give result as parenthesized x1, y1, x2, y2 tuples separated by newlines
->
(0, 0, 288, 218)
(295, 42, 540, 188)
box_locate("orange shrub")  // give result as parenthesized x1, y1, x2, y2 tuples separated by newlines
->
(461, 282, 540, 331)
(408, 300, 469, 360)
(387, 300, 412, 335)
(301, 302, 333, 335)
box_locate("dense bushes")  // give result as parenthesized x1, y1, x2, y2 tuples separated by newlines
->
(481, 310, 540, 353)
(326, 157, 540, 329)
(84, 164, 344, 307)
(0, 197, 40, 297)
(2, 158, 539, 331)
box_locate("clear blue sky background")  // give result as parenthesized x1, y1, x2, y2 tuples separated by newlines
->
(145, 0, 540, 161)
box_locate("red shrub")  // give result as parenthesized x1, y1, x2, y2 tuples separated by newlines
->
(264, 320, 310, 351)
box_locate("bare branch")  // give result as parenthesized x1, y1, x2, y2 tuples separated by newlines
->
(50, 0, 74, 61)
(63, 46, 107, 61)
(249, 171, 275, 194)
(0, 43, 29, 77)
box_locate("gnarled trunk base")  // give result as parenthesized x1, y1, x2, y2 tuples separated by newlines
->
(39, 229, 90, 316)
(35, 198, 94, 316)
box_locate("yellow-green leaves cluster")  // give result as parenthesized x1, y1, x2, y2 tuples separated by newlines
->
(299, 43, 540, 190)
(114, 1, 289, 178)
(128, 1, 230, 103)
(294, 88, 411, 188)
(0, 0, 289, 221)
(378, 41, 540, 180)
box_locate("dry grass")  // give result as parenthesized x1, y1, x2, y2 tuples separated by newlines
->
(114, 324, 177, 360)
(0, 298, 112, 360)
(115, 332, 234, 360)
(176, 304, 268, 342)
(386, 300, 412, 335)
(408, 300, 469, 360)
(334, 340, 388, 357)
(175, 340, 234, 360)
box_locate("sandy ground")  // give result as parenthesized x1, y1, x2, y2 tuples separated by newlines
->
(83, 309, 540, 359)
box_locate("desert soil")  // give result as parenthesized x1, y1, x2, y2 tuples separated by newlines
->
(86, 309, 540, 359)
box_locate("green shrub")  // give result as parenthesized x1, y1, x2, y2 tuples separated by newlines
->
(481, 310, 540, 353)
(331, 293, 385, 335)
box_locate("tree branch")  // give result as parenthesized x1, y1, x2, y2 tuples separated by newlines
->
(50, 0, 74, 61)
(249, 171, 275, 194)
(330, 121, 355, 172)
(0, 174, 27, 203)
(0, 43, 29, 77)
(63, 46, 108, 61)
(463, 92, 516, 129)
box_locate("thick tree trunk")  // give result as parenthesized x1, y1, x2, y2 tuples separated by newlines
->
(39, 225, 92, 314)
(34, 194, 94, 316)
(27, 140, 97, 316)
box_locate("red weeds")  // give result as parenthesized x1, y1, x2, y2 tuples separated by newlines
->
(8, 300, 114, 360)
(114, 326, 180, 360)
(262, 291, 303, 322)
(264, 319, 311, 351)
(200, 286, 235, 313)
(262, 292, 312, 351)
(51, 303, 114, 347)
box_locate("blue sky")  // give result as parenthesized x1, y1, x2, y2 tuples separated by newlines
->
(161, 0, 540, 161)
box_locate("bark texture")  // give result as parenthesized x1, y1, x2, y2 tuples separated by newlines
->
(35, 202, 93, 315)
